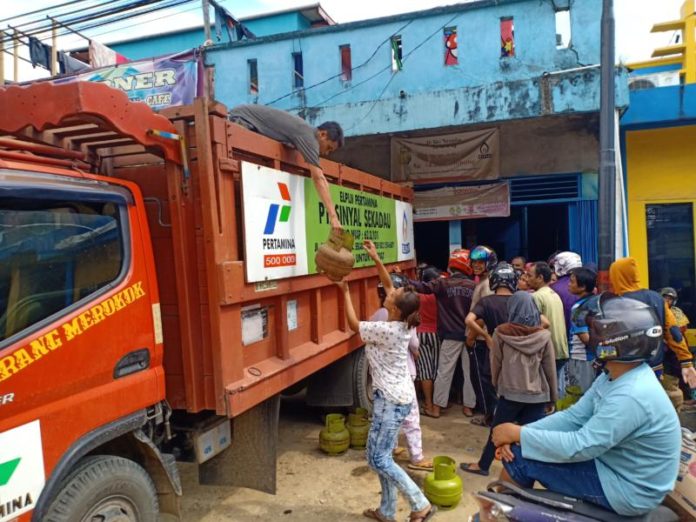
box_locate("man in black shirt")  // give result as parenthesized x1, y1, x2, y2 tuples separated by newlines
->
(465, 263, 518, 425)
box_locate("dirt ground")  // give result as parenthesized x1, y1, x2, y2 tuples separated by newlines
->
(177, 396, 498, 521)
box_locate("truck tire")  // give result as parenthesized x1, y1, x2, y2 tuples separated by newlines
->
(353, 349, 373, 414)
(44, 455, 159, 522)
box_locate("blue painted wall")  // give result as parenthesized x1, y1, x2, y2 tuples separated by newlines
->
(205, 0, 628, 135)
(622, 83, 696, 128)
(112, 11, 313, 61)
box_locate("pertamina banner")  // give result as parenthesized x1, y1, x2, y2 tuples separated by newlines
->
(56, 52, 200, 110)
(242, 163, 415, 283)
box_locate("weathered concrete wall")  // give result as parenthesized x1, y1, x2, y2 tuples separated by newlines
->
(206, 0, 627, 136)
(330, 113, 600, 180)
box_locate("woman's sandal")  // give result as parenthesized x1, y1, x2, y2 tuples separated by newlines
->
(407, 459, 433, 471)
(420, 408, 440, 419)
(409, 505, 437, 521)
(363, 508, 395, 522)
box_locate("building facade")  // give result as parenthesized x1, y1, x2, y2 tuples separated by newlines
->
(113, 0, 629, 268)
(621, 0, 696, 345)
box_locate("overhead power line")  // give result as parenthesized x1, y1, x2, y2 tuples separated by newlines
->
(2, 0, 194, 54)
(2, 0, 166, 46)
(0, 0, 91, 25)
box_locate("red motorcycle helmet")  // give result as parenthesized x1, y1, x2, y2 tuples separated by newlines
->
(448, 249, 473, 276)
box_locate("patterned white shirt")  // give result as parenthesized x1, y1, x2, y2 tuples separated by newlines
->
(359, 321, 415, 405)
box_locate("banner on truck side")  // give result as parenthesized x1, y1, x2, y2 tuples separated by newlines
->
(413, 182, 510, 221)
(242, 162, 416, 283)
(391, 128, 500, 183)
(55, 51, 200, 110)
(0, 420, 45, 521)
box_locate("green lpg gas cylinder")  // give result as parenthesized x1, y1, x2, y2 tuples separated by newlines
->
(347, 408, 370, 449)
(319, 413, 350, 455)
(555, 385, 583, 411)
(424, 456, 463, 509)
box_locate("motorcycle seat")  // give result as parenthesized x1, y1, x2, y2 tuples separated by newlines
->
(484, 481, 678, 522)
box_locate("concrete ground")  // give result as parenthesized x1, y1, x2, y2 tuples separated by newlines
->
(178, 396, 498, 521)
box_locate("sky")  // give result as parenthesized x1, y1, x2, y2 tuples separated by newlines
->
(0, 0, 687, 81)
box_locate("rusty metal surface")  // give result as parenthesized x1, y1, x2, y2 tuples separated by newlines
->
(0, 82, 181, 166)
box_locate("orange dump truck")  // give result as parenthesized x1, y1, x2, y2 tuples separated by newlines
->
(0, 82, 415, 521)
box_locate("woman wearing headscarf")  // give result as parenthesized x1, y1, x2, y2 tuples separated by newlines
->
(460, 291, 557, 476)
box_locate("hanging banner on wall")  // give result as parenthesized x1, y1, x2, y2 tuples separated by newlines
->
(413, 182, 510, 221)
(242, 162, 415, 283)
(391, 128, 500, 183)
(55, 51, 200, 110)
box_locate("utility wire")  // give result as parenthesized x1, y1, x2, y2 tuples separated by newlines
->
(67, 0, 211, 42)
(4, 0, 133, 36)
(263, 18, 414, 107)
(1, 0, 171, 46)
(0, 0, 92, 24)
(2, 0, 193, 53)
(1, 0, 191, 70)
(345, 12, 462, 129)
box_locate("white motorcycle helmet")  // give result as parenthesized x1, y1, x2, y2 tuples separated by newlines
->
(553, 251, 582, 277)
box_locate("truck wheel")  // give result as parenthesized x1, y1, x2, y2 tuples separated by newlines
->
(353, 349, 373, 414)
(44, 455, 159, 522)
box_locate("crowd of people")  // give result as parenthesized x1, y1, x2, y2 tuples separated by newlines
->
(338, 240, 692, 522)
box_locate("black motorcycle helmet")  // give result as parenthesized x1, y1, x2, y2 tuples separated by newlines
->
(489, 262, 519, 292)
(660, 287, 678, 305)
(572, 293, 663, 363)
(377, 272, 410, 301)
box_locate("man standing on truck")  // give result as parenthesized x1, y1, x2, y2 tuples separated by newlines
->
(229, 104, 345, 231)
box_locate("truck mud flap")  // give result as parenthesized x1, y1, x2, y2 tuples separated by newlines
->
(199, 395, 280, 494)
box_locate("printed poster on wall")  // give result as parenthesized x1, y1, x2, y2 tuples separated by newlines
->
(414, 183, 510, 221)
(241, 162, 415, 283)
(55, 52, 200, 110)
(391, 128, 500, 183)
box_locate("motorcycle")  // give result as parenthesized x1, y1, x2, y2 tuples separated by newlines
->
(470, 481, 679, 522)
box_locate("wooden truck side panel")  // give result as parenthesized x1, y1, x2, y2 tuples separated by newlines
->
(112, 99, 415, 417)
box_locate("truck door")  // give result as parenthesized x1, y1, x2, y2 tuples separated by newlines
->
(0, 171, 164, 521)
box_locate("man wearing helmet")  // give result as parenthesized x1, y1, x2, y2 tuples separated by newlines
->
(661, 287, 690, 335)
(467, 245, 499, 421)
(409, 249, 477, 418)
(491, 294, 681, 517)
(464, 261, 517, 426)
(550, 252, 583, 330)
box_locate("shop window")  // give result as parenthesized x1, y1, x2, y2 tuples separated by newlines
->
(646, 203, 696, 322)
(248, 59, 258, 95)
(391, 35, 403, 71)
(555, 8, 571, 49)
(500, 17, 515, 58)
(340, 44, 352, 82)
(0, 199, 125, 342)
(444, 27, 458, 66)
(292, 52, 304, 89)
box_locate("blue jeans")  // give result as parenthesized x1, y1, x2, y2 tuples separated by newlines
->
(367, 390, 430, 519)
(503, 444, 613, 511)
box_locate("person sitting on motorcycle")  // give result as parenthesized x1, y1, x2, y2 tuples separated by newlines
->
(491, 294, 681, 517)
